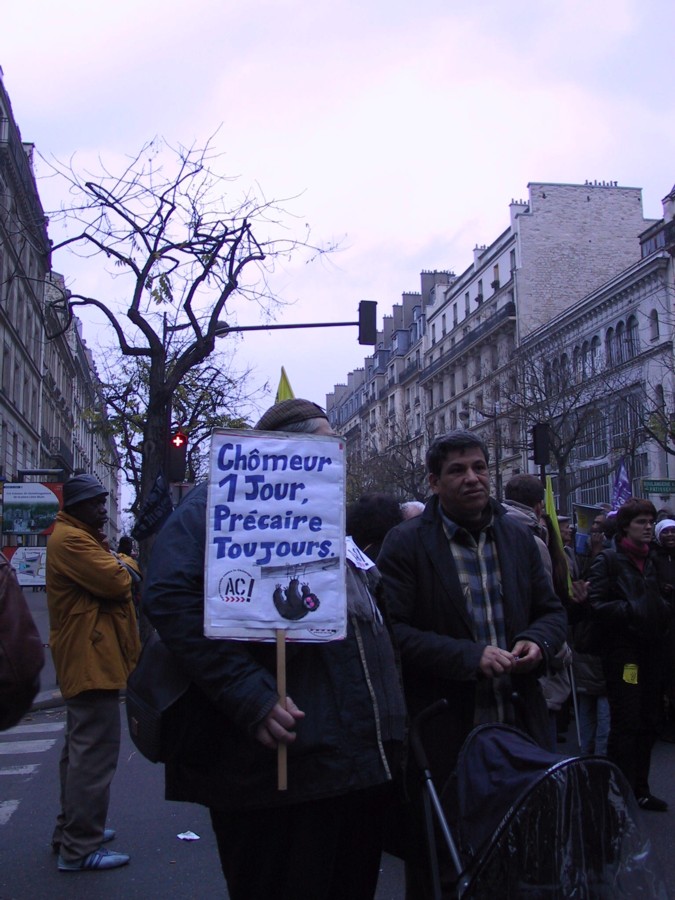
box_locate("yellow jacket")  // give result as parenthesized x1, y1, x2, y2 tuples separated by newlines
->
(46, 511, 141, 699)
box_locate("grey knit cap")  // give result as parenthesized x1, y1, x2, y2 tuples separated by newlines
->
(255, 399, 328, 432)
(63, 474, 108, 508)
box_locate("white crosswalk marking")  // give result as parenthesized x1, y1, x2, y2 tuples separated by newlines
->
(7, 723, 64, 735)
(0, 800, 20, 825)
(0, 764, 39, 776)
(0, 714, 63, 827)
(0, 739, 57, 754)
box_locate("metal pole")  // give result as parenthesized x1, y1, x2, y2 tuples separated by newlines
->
(494, 403, 502, 502)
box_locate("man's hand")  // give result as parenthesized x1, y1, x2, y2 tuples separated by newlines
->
(510, 639, 543, 673)
(571, 580, 589, 604)
(254, 697, 305, 749)
(478, 645, 518, 678)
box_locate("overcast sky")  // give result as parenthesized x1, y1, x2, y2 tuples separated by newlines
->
(2, 0, 674, 418)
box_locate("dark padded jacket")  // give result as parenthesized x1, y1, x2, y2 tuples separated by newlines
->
(143, 483, 406, 811)
(588, 545, 672, 648)
(377, 496, 567, 773)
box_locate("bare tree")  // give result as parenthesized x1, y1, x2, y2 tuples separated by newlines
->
(345, 414, 429, 503)
(90, 351, 266, 514)
(42, 137, 335, 530)
(504, 337, 634, 511)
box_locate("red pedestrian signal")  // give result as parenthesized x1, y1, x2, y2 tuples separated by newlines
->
(168, 430, 188, 482)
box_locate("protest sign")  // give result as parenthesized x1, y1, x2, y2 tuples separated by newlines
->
(204, 428, 346, 642)
(574, 503, 603, 555)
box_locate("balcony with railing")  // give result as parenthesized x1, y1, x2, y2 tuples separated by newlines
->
(420, 302, 515, 384)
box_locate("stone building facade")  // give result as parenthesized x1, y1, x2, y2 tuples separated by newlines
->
(327, 180, 674, 511)
(0, 70, 121, 543)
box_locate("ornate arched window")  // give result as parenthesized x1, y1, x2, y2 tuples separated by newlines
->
(615, 321, 626, 364)
(605, 328, 615, 367)
(626, 316, 639, 358)
(649, 309, 660, 342)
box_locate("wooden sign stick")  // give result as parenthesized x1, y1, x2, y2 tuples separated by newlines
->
(276, 629, 288, 791)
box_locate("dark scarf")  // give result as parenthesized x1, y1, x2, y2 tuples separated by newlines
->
(618, 536, 650, 573)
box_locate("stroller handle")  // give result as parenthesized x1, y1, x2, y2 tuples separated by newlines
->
(410, 699, 449, 772)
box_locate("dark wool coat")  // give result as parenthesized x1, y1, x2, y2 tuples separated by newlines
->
(588, 546, 672, 648)
(143, 483, 405, 812)
(377, 496, 567, 780)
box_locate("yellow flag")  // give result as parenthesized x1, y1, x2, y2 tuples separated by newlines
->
(545, 475, 573, 597)
(275, 367, 295, 403)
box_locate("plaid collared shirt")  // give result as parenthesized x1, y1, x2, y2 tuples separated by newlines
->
(440, 507, 514, 726)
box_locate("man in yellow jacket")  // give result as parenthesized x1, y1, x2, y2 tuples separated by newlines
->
(46, 474, 140, 872)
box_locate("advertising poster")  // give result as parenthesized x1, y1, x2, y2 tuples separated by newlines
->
(1, 482, 63, 535)
(2, 545, 48, 586)
(204, 428, 346, 642)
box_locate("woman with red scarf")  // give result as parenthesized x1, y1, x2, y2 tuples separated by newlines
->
(588, 499, 672, 810)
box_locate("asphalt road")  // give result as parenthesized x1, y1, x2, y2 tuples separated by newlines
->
(0, 703, 406, 900)
(2, 704, 675, 899)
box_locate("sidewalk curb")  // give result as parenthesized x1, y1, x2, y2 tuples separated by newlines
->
(31, 689, 128, 713)
(31, 689, 64, 711)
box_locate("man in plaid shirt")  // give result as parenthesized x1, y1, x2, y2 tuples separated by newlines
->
(378, 431, 566, 898)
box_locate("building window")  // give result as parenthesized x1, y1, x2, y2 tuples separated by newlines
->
(452, 303, 458, 326)
(590, 336, 601, 373)
(605, 328, 615, 367)
(473, 355, 482, 382)
(649, 309, 660, 341)
(626, 316, 639, 357)
(577, 410, 607, 460)
(611, 397, 641, 449)
(431, 323, 436, 345)
(577, 463, 610, 506)
(615, 321, 626, 364)
(441, 314, 446, 336)
(543, 362, 552, 396)
(465, 292, 470, 316)
(572, 346, 581, 382)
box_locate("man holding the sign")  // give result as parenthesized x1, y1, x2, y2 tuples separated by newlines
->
(143, 399, 405, 900)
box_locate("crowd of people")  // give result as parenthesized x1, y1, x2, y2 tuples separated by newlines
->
(20, 400, 672, 896)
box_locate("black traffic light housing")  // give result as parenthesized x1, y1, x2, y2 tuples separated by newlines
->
(168, 430, 188, 482)
(531, 423, 550, 467)
(358, 301, 377, 345)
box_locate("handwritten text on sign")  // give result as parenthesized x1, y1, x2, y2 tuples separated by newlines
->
(204, 430, 346, 642)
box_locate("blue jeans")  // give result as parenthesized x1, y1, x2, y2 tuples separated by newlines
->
(577, 693, 610, 756)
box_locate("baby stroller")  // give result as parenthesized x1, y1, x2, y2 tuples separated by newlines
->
(412, 701, 668, 899)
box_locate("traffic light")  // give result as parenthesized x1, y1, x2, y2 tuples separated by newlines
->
(531, 423, 550, 466)
(168, 430, 188, 482)
(358, 300, 377, 345)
